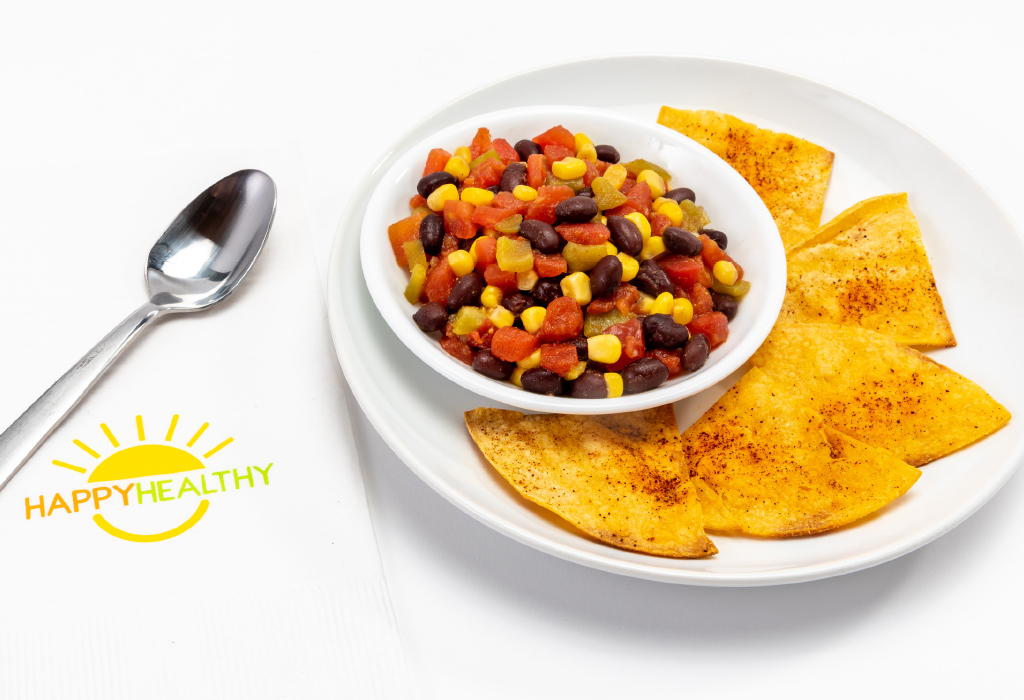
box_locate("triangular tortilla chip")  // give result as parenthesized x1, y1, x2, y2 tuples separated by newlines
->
(465, 406, 717, 558)
(657, 107, 834, 248)
(781, 193, 956, 347)
(682, 368, 921, 537)
(751, 324, 1011, 466)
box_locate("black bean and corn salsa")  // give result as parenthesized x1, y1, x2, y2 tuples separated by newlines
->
(387, 124, 749, 398)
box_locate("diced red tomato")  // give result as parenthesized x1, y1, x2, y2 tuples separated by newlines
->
(440, 335, 475, 365)
(620, 178, 635, 194)
(471, 206, 518, 229)
(605, 181, 652, 218)
(688, 312, 729, 348)
(646, 349, 683, 377)
(409, 194, 427, 209)
(444, 199, 478, 239)
(659, 255, 705, 288)
(650, 212, 672, 237)
(540, 344, 579, 377)
(555, 222, 610, 245)
(614, 283, 639, 314)
(540, 296, 584, 342)
(484, 263, 518, 292)
(533, 252, 568, 277)
(491, 191, 529, 215)
(424, 260, 456, 303)
(587, 296, 615, 314)
(491, 327, 540, 362)
(543, 144, 575, 165)
(440, 234, 459, 256)
(387, 212, 427, 267)
(533, 125, 575, 151)
(474, 236, 497, 273)
(469, 128, 491, 159)
(422, 148, 452, 176)
(699, 234, 734, 269)
(525, 185, 575, 224)
(690, 282, 714, 316)
(595, 160, 610, 174)
(466, 320, 495, 349)
(527, 154, 547, 189)
(490, 138, 519, 164)
(582, 159, 600, 186)
(604, 318, 645, 372)
(464, 158, 505, 190)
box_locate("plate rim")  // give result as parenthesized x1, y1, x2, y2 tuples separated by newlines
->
(328, 54, 1024, 586)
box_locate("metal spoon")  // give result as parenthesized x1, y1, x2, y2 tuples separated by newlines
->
(0, 169, 276, 491)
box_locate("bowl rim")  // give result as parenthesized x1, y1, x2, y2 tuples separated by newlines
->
(359, 104, 786, 415)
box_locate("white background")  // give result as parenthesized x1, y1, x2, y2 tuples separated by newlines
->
(3, 1, 1023, 697)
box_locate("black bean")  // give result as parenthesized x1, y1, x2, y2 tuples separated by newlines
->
(662, 227, 703, 257)
(570, 336, 589, 361)
(515, 139, 543, 162)
(595, 145, 620, 164)
(457, 236, 474, 251)
(634, 259, 673, 297)
(621, 357, 670, 394)
(712, 292, 738, 320)
(416, 171, 458, 199)
(412, 302, 448, 333)
(519, 220, 560, 254)
(499, 162, 528, 193)
(589, 255, 623, 299)
(419, 213, 444, 256)
(554, 196, 598, 223)
(642, 314, 690, 349)
(569, 369, 608, 398)
(666, 187, 696, 203)
(472, 349, 515, 380)
(578, 187, 594, 198)
(606, 216, 643, 257)
(521, 367, 566, 395)
(447, 271, 484, 312)
(487, 185, 501, 195)
(532, 279, 562, 306)
(681, 334, 710, 372)
(501, 291, 533, 316)
(702, 228, 727, 250)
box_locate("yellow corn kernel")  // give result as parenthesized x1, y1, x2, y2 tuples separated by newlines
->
(605, 241, 617, 256)
(454, 146, 472, 163)
(617, 253, 639, 282)
(560, 271, 592, 306)
(651, 291, 674, 315)
(637, 169, 667, 198)
(588, 334, 622, 364)
(604, 372, 624, 398)
(489, 306, 515, 329)
(496, 236, 534, 272)
(658, 200, 684, 227)
(564, 360, 588, 381)
(510, 367, 525, 387)
(461, 187, 494, 207)
(713, 260, 739, 286)
(640, 235, 667, 261)
(653, 197, 671, 212)
(574, 132, 594, 151)
(625, 212, 651, 241)
(513, 184, 538, 201)
(481, 285, 503, 309)
(672, 297, 694, 326)
(444, 156, 470, 180)
(447, 250, 475, 277)
(552, 157, 587, 180)
(636, 292, 655, 314)
(598, 214, 608, 225)
(604, 164, 628, 190)
(517, 347, 542, 369)
(520, 307, 547, 335)
(427, 183, 458, 211)
(577, 143, 597, 163)
(517, 269, 539, 291)
(404, 264, 426, 303)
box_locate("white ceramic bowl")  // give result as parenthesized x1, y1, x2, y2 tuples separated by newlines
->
(360, 105, 785, 414)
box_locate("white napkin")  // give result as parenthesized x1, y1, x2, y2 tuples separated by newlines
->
(0, 145, 411, 698)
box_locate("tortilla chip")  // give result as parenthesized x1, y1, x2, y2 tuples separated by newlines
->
(751, 324, 1011, 466)
(657, 107, 834, 248)
(465, 406, 717, 558)
(682, 368, 921, 537)
(781, 193, 956, 347)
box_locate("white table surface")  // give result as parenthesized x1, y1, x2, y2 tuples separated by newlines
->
(4, 1, 1023, 697)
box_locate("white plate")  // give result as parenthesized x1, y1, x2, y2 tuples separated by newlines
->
(328, 56, 1024, 586)
(360, 105, 785, 414)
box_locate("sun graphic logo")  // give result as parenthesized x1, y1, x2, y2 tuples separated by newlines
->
(26, 414, 273, 542)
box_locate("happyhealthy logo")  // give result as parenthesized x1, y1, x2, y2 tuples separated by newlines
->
(25, 414, 272, 542)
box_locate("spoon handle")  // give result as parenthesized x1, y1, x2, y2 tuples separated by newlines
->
(0, 301, 166, 491)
